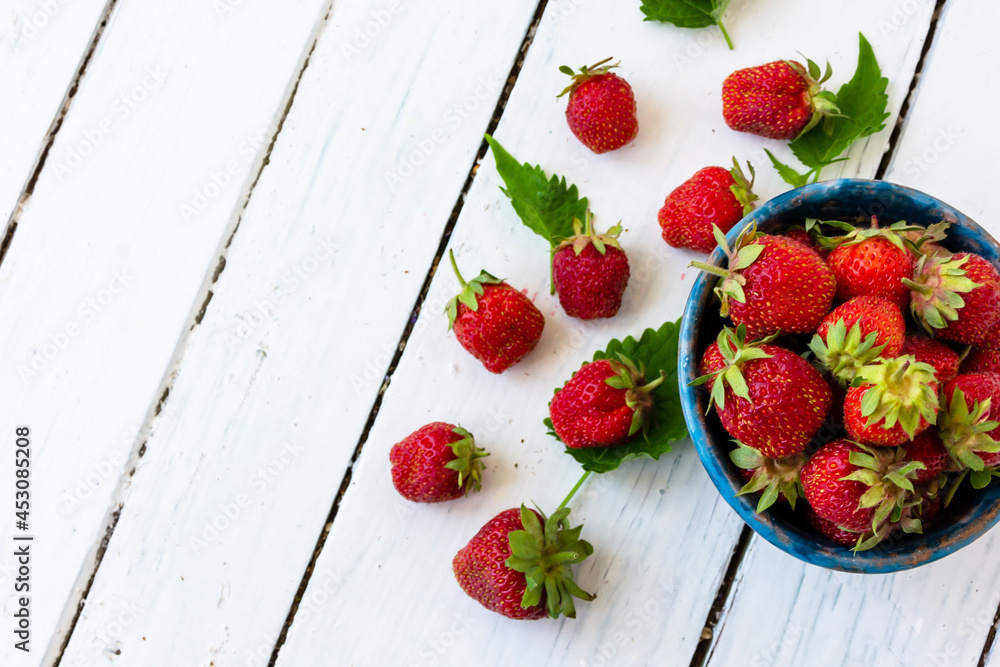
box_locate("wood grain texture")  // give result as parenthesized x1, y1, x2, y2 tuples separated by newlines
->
(55, 1, 543, 665)
(705, 3, 1000, 666)
(0, 0, 108, 223)
(273, 1, 932, 665)
(0, 1, 329, 663)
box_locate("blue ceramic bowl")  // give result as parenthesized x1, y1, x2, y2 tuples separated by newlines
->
(679, 179, 1000, 573)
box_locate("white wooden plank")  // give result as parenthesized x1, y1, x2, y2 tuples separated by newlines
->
(56, 1, 544, 666)
(0, 0, 108, 222)
(706, 3, 1000, 666)
(273, 0, 930, 664)
(0, 1, 329, 664)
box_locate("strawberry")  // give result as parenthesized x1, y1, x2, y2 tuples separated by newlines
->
(901, 429, 949, 486)
(559, 58, 637, 154)
(552, 212, 630, 319)
(690, 224, 836, 338)
(452, 506, 594, 619)
(549, 357, 664, 448)
(824, 219, 916, 311)
(808, 509, 862, 547)
(974, 317, 1000, 350)
(809, 296, 905, 384)
(961, 348, 1000, 375)
(446, 250, 544, 373)
(783, 227, 826, 257)
(843, 356, 939, 447)
(390, 423, 489, 503)
(906, 252, 1000, 345)
(657, 159, 757, 254)
(938, 373, 1000, 470)
(801, 440, 926, 540)
(696, 326, 831, 458)
(900, 333, 959, 382)
(729, 441, 805, 513)
(721, 59, 838, 140)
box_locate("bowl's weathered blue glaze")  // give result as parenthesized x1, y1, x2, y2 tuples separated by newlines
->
(679, 179, 1000, 573)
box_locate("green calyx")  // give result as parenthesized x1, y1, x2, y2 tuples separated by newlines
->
(787, 57, 839, 139)
(728, 157, 758, 216)
(505, 505, 595, 619)
(809, 216, 923, 252)
(556, 210, 623, 258)
(853, 355, 939, 439)
(840, 443, 927, 549)
(557, 57, 619, 98)
(443, 426, 490, 495)
(604, 355, 667, 438)
(730, 442, 805, 514)
(809, 319, 886, 385)
(688, 223, 765, 318)
(690, 324, 775, 413)
(938, 386, 1000, 472)
(445, 249, 504, 330)
(904, 253, 981, 333)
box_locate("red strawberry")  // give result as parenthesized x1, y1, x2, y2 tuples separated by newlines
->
(901, 429, 949, 486)
(697, 326, 831, 458)
(691, 225, 836, 338)
(559, 58, 637, 154)
(825, 219, 915, 311)
(802, 440, 925, 540)
(961, 348, 1000, 375)
(939, 373, 1000, 470)
(974, 317, 1000, 350)
(784, 228, 826, 257)
(549, 357, 664, 448)
(808, 509, 862, 547)
(809, 296, 905, 384)
(900, 333, 959, 382)
(552, 212, 630, 319)
(453, 506, 594, 619)
(721, 59, 838, 140)
(906, 252, 1000, 345)
(446, 250, 544, 373)
(389, 423, 488, 503)
(658, 159, 757, 254)
(843, 356, 939, 447)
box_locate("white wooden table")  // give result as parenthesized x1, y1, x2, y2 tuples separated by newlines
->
(3, 0, 998, 665)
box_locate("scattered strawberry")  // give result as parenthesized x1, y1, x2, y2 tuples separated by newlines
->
(453, 506, 594, 620)
(809, 296, 905, 384)
(696, 326, 831, 458)
(658, 159, 757, 254)
(906, 252, 1000, 345)
(549, 357, 664, 449)
(729, 441, 805, 513)
(559, 58, 637, 154)
(552, 212, 630, 319)
(900, 333, 959, 382)
(721, 59, 838, 140)
(824, 218, 916, 311)
(901, 429, 949, 486)
(961, 348, 1000, 375)
(843, 356, 939, 447)
(939, 373, 1000, 470)
(690, 224, 836, 338)
(446, 250, 544, 373)
(390, 423, 489, 503)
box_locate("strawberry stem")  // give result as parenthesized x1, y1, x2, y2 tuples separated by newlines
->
(718, 22, 733, 50)
(558, 470, 592, 510)
(449, 249, 467, 288)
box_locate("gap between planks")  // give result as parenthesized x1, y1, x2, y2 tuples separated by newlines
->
(47, 0, 340, 663)
(689, 3, 995, 666)
(0, 0, 120, 269)
(264, 1, 552, 664)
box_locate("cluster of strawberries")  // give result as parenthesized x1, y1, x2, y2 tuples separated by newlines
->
(694, 218, 1000, 550)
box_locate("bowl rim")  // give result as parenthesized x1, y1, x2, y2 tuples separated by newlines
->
(679, 178, 1000, 574)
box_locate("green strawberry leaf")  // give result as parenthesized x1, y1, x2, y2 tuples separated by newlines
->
(772, 32, 888, 187)
(485, 134, 588, 248)
(548, 319, 688, 473)
(639, 0, 734, 48)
